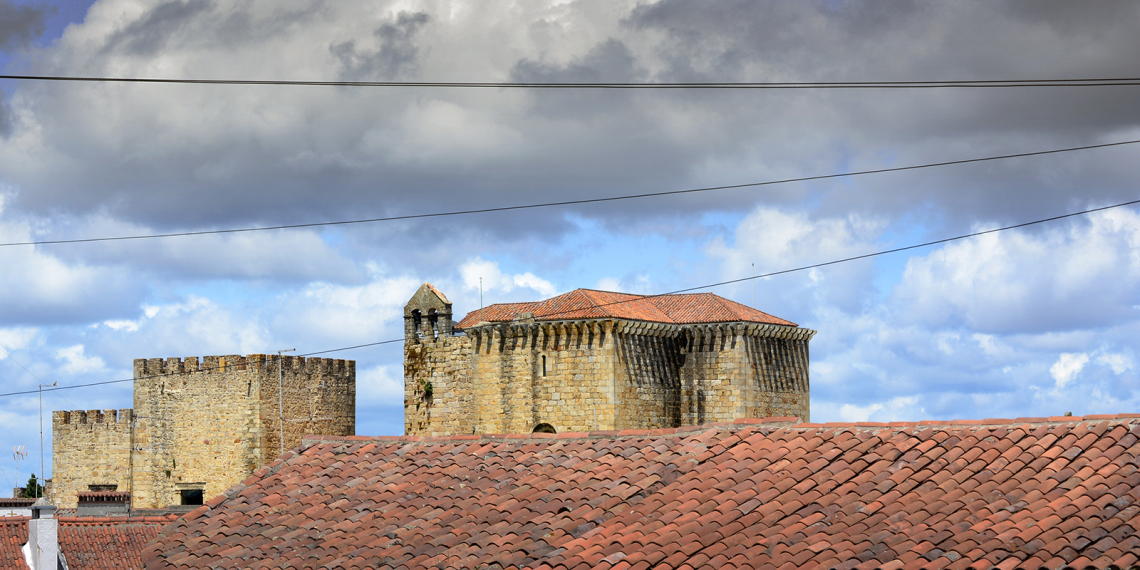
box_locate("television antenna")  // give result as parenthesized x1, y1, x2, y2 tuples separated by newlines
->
(13, 446, 27, 497)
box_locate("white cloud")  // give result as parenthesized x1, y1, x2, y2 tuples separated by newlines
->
(1097, 351, 1133, 375)
(0, 329, 37, 359)
(286, 274, 421, 345)
(594, 274, 651, 294)
(833, 396, 920, 423)
(1049, 352, 1089, 390)
(55, 345, 106, 375)
(892, 210, 1140, 333)
(357, 365, 404, 406)
(459, 257, 556, 298)
(102, 320, 139, 332)
(707, 207, 885, 314)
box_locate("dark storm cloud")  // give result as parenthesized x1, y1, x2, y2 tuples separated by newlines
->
(5, 0, 1140, 253)
(0, 89, 11, 137)
(332, 11, 430, 80)
(103, 0, 214, 56)
(0, 0, 49, 50)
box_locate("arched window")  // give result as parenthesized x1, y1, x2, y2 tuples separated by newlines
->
(411, 309, 422, 334)
(533, 423, 557, 434)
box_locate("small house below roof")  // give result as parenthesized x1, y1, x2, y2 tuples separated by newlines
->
(405, 285, 816, 436)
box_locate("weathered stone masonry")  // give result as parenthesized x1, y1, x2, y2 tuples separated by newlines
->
(404, 284, 815, 436)
(51, 354, 354, 509)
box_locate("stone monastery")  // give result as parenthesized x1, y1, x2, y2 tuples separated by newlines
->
(404, 283, 816, 436)
(50, 355, 355, 509)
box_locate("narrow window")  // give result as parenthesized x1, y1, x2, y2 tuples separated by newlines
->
(88, 484, 117, 492)
(180, 489, 204, 506)
(542, 355, 547, 377)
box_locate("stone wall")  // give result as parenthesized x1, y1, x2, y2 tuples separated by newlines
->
(132, 356, 263, 510)
(406, 321, 622, 437)
(405, 335, 473, 436)
(744, 334, 811, 421)
(258, 355, 356, 461)
(614, 324, 684, 430)
(50, 409, 133, 509)
(51, 354, 355, 510)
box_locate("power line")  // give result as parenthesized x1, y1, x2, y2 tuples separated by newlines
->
(539, 198, 1140, 319)
(2, 196, 1136, 399)
(4, 138, 1138, 248)
(0, 340, 403, 398)
(3, 75, 1140, 89)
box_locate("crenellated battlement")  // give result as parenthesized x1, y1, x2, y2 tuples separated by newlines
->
(460, 319, 817, 354)
(53, 408, 133, 426)
(133, 354, 354, 377)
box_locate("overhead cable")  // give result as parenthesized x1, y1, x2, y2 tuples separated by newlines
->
(3, 196, 1137, 398)
(3, 75, 1140, 89)
(0, 339, 403, 398)
(3, 138, 1138, 248)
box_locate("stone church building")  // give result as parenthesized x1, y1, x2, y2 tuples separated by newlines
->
(404, 283, 815, 436)
(50, 354, 355, 509)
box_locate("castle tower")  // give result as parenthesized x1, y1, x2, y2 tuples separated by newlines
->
(404, 284, 815, 437)
(51, 354, 355, 509)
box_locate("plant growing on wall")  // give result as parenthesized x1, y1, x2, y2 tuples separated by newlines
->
(414, 378, 433, 410)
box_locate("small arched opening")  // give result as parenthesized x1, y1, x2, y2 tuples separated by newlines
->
(532, 423, 557, 434)
(411, 309, 423, 335)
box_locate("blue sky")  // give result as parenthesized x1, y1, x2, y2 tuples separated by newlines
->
(2, 0, 1140, 494)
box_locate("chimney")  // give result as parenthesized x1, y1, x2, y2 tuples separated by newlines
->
(25, 497, 59, 570)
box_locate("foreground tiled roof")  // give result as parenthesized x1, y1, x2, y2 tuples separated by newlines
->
(144, 415, 1140, 570)
(0, 518, 28, 570)
(455, 289, 796, 329)
(59, 515, 175, 570)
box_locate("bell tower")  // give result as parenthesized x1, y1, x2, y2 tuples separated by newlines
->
(404, 283, 453, 339)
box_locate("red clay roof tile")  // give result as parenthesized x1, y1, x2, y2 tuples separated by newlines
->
(57, 515, 175, 570)
(0, 518, 29, 570)
(145, 415, 1140, 569)
(454, 288, 796, 328)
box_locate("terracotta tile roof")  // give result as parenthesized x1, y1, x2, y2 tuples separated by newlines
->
(455, 289, 796, 329)
(0, 499, 33, 509)
(0, 518, 29, 570)
(144, 414, 1140, 570)
(60, 515, 174, 570)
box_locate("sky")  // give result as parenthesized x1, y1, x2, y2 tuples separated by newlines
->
(1, 0, 1140, 493)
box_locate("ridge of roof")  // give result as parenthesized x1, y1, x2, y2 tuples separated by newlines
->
(297, 413, 1140, 447)
(58, 515, 176, 525)
(422, 282, 450, 304)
